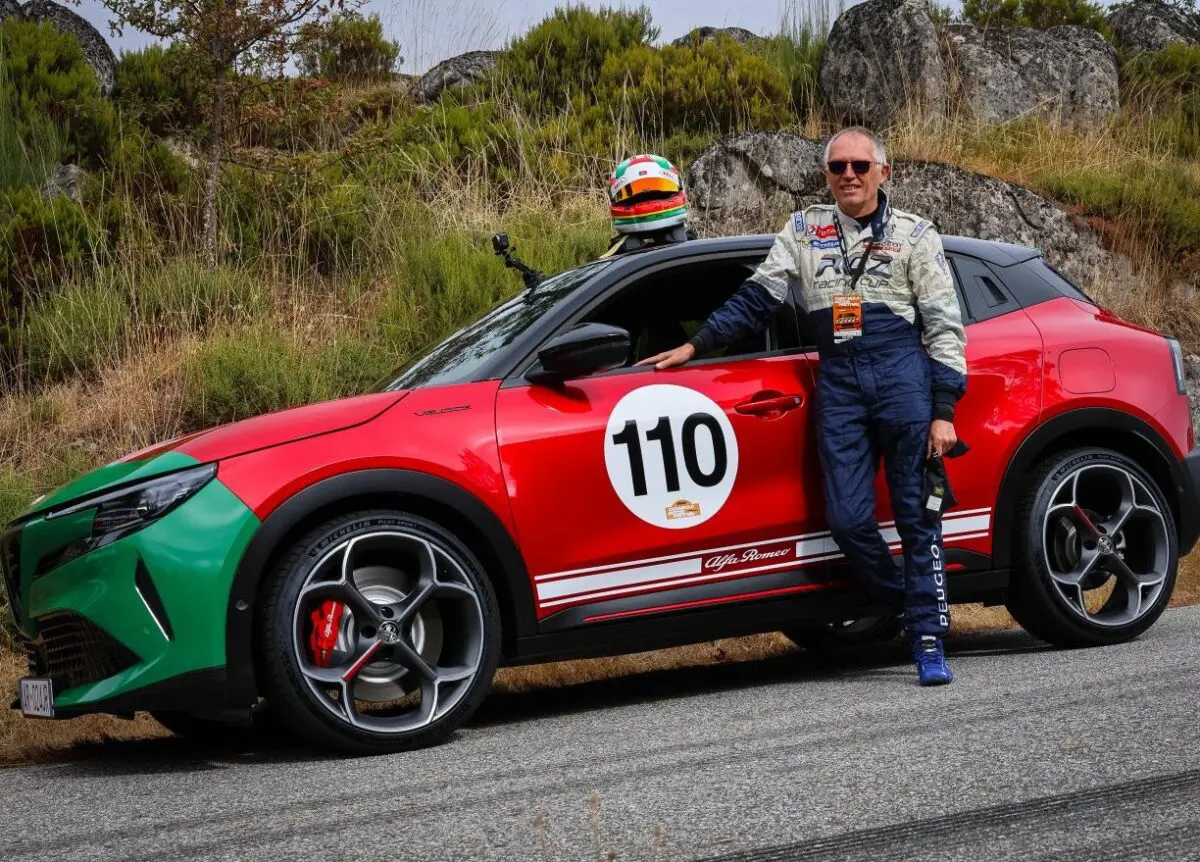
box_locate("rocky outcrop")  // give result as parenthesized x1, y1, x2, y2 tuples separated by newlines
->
(684, 131, 1115, 286)
(818, 0, 947, 129)
(1108, 0, 1200, 53)
(21, 0, 116, 95)
(0, 0, 22, 21)
(418, 50, 500, 103)
(945, 24, 1118, 128)
(671, 26, 764, 49)
(818, 0, 1118, 130)
(43, 163, 84, 202)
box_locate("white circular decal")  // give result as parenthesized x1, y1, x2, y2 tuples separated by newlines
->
(603, 384, 739, 529)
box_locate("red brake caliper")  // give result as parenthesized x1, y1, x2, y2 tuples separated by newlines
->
(309, 600, 346, 667)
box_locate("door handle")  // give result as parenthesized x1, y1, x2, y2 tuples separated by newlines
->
(735, 393, 805, 415)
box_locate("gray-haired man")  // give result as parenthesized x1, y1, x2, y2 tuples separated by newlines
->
(639, 127, 967, 685)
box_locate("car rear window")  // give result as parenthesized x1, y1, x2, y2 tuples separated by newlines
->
(1028, 259, 1095, 304)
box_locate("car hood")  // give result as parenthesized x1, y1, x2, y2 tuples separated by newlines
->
(19, 391, 408, 521)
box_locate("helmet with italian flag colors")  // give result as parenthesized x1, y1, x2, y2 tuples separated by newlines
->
(608, 154, 688, 235)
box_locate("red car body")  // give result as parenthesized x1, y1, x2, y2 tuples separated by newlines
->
(149, 235, 1196, 705)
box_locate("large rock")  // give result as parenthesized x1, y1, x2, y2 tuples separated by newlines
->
(42, 163, 84, 202)
(684, 131, 1114, 286)
(0, 0, 22, 21)
(671, 26, 764, 49)
(21, 0, 116, 95)
(818, 0, 948, 130)
(945, 24, 1118, 128)
(1108, 0, 1200, 53)
(418, 50, 500, 103)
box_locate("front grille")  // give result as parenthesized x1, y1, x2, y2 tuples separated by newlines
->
(1, 530, 21, 619)
(27, 612, 138, 691)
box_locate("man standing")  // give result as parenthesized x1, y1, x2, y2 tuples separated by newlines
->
(638, 127, 967, 686)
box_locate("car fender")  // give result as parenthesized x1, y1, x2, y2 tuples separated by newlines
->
(224, 468, 534, 705)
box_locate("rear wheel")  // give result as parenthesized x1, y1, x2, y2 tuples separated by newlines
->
(257, 510, 501, 754)
(1006, 448, 1177, 648)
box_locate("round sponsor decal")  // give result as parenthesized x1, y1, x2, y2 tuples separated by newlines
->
(603, 384, 739, 529)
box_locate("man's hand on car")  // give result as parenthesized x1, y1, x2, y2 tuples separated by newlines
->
(928, 419, 958, 458)
(636, 342, 696, 370)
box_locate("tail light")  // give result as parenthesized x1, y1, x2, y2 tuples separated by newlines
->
(1167, 337, 1187, 396)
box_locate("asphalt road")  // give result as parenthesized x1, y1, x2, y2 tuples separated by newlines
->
(4, 608, 1200, 862)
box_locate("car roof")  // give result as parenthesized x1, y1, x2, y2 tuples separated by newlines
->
(601, 233, 1043, 268)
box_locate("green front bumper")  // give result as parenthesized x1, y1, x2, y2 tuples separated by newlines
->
(4, 477, 260, 713)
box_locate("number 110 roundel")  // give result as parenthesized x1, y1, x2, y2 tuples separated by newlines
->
(603, 384, 739, 529)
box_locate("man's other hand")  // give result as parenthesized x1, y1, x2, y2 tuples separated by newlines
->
(636, 342, 696, 370)
(928, 419, 958, 458)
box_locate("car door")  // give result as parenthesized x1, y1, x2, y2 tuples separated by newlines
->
(495, 255, 829, 625)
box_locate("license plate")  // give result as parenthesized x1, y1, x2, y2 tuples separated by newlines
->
(19, 678, 54, 718)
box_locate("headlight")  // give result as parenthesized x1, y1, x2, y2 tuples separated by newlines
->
(1168, 337, 1188, 397)
(39, 464, 216, 574)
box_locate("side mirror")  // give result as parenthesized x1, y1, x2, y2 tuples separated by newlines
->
(531, 322, 630, 383)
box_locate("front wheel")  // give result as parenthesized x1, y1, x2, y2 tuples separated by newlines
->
(257, 511, 501, 754)
(1006, 448, 1177, 648)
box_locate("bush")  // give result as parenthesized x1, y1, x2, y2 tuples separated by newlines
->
(597, 39, 793, 139)
(1122, 44, 1200, 157)
(297, 13, 401, 84)
(0, 187, 98, 315)
(234, 76, 345, 151)
(19, 276, 130, 382)
(499, 6, 658, 114)
(112, 44, 203, 137)
(181, 326, 396, 426)
(0, 18, 116, 166)
(961, 0, 1110, 34)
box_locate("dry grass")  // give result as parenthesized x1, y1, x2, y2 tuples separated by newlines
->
(2, 552, 1195, 767)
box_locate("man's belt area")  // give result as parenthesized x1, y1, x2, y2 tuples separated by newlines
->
(817, 328, 922, 357)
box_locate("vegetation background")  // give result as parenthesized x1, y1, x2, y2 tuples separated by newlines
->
(2, 0, 1200, 760)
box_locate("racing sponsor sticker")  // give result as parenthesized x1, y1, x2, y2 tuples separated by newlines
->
(810, 238, 840, 250)
(809, 224, 837, 240)
(832, 293, 863, 341)
(604, 384, 739, 529)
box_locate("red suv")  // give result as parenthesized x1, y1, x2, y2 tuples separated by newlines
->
(5, 234, 1198, 753)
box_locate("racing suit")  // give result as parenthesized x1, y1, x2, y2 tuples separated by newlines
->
(688, 190, 967, 635)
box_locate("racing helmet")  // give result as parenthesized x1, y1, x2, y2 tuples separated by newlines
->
(608, 154, 688, 235)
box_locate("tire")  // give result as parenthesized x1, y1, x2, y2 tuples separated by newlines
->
(257, 510, 502, 755)
(782, 615, 902, 652)
(1005, 447, 1178, 648)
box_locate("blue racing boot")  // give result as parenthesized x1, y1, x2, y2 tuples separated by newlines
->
(911, 635, 953, 686)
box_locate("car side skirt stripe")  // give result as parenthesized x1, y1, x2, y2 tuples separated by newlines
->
(534, 508, 992, 608)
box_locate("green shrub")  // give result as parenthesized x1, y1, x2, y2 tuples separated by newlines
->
(1122, 44, 1200, 157)
(181, 326, 397, 426)
(235, 76, 345, 151)
(962, 0, 1110, 34)
(0, 18, 116, 166)
(19, 276, 130, 381)
(499, 5, 658, 114)
(1036, 159, 1200, 254)
(598, 39, 793, 139)
(112, 44, 204, 137)
(0, 186, 98, 315)
(133, 260, 267, 333)
(297, 13, 401, 84)
(0, 53, 66, 192)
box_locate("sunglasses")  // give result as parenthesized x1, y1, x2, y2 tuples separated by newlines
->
(826, 160, 879, 176)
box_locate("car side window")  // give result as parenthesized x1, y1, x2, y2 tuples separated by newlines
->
(949, 255, 1016, 323)
(585, 258, 801, 365)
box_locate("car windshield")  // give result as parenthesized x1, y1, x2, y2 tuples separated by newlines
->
(377, 260, 611, 391)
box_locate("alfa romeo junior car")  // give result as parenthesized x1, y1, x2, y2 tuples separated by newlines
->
(5, 234, 1199, 753)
